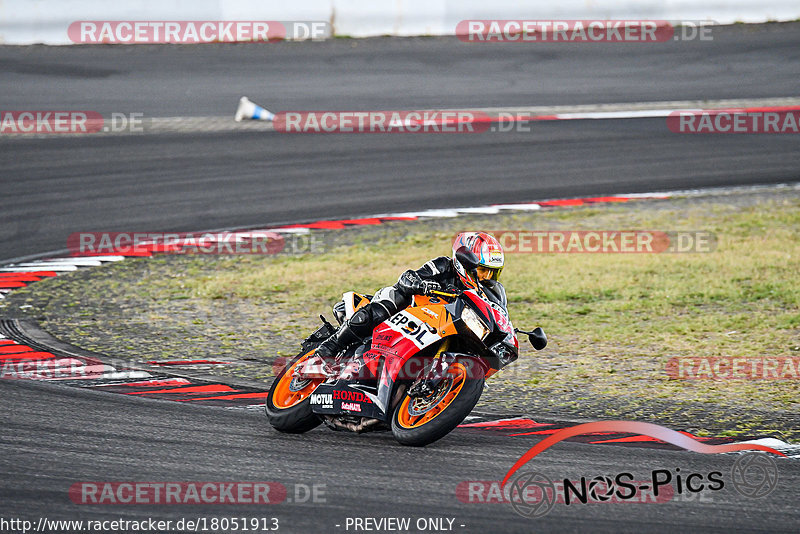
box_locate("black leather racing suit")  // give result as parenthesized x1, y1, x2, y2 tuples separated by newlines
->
(315, 256, 507, 360)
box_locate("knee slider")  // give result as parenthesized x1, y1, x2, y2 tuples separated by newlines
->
(349, 307, 373, 328)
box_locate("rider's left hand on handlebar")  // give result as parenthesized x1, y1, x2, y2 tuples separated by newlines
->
(412, 280, 441, 296)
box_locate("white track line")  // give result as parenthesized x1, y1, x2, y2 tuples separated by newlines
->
(731, 438, 800, 458)
(50, 255, 126, 262)
(11, 261, 102, 268)
(35, 258, 109, 266)
(0, 265, 78, 272)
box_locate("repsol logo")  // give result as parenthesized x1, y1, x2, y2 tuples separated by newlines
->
(388, 313, 437, 345)
(308, 393, 332, 405)
(332, 390, 373, 404)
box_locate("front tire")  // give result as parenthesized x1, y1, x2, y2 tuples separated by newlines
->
(265, 350, 324, 433)
(391, 357, 484, 446)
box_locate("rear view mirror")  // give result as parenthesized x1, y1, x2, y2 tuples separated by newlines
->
(529, 327, 547, 350)
(514, 326, 548, 351)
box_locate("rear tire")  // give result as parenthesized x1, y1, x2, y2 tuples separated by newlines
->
(265, 350, 324, 433)
(391, 357, 484, 446)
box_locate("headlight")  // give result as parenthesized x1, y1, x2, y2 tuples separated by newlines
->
(461, 306, 489, 340)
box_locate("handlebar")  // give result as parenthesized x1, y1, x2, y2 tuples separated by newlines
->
(428, 288, 461, 299)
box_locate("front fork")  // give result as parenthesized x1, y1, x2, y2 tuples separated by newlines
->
(408, 339, 454, 398)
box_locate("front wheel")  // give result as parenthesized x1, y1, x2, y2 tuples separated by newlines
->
(265, 350, 324, 433)
(391, 357, 485, 446)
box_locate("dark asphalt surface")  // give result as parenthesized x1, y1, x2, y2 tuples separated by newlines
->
(3, 120, 798, 262)
(1, 23, 800, 533)
(2, 23, 800, 261)
(2, 23, 800, 114)
(2, 379, 798, 534)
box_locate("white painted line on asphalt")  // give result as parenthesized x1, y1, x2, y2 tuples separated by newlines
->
(617, 192, 672, 198)
(548, 109, 696, 120)
(455, 207, 503, 214)
(93, 377, 191, 387)
(0, 265, 78, 272)
(102, 371, 153, 380)
(12, 262, 100, 268)
(390, 209, 464, 218)
(68, 255, 127, 262)
(732, 438, 800, 458)
(248, 227, 311, 234)
(475, 96, 800, 116)
(36, 258, 107, 266)
(492, 203, 543, 211)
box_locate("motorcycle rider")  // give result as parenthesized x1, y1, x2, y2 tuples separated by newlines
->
(314, 232, 507, 363)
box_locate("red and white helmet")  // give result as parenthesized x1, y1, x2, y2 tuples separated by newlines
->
(452, 232, 505, 290)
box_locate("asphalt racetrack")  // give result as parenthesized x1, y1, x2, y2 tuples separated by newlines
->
(1, 23, 799, 533)
(2, 23, 800, 260)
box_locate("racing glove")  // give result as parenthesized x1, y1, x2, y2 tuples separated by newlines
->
(412, 279, 441, 296)
(397, 270, 440, 296)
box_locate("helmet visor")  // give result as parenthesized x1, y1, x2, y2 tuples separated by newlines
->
(476, 265, 502, 282)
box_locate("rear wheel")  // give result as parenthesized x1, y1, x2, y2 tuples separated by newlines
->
(391, 357, 484, 446)
(265, 350, 325, 433)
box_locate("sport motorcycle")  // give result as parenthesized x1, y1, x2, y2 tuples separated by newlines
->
(265, 248, 547, 446)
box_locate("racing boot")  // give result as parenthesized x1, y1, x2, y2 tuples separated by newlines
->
(314, 322, 363, 365)
(314, 303, 390, 367)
